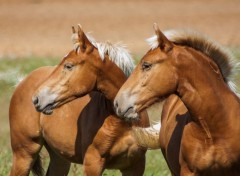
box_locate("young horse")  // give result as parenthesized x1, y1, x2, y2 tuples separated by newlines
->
(9, 25, 149, 176)
(114, 24, 240, 175)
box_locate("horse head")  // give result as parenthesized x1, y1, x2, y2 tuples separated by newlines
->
(114, 23, 179, 120)
(32, 24, 134, 115)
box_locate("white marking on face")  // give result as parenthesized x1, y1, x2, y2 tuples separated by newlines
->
(115, 88, 139, 120)
(37, 87, 58, 110)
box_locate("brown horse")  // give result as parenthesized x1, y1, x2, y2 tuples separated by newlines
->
(114, 23, 240, 175)
(9, 25, 149, 176)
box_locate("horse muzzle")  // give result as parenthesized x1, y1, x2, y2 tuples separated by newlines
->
(32, 87, 58, 115)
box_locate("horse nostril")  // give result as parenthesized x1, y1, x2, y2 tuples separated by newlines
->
(32, 96, 39, 105)
(117, 108, 121, 115)
(115, 102, 118, 108)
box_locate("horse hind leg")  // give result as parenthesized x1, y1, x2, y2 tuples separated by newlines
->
(45, 144, 71, 176)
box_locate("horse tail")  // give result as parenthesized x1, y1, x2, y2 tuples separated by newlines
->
(32, 154, 44, 176)
(132, 123, 161, 149)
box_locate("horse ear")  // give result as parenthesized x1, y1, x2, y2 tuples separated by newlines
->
(77, 24, 94, 51)
(71, 24, 94, 52)
(71, 26, 79, 50)
(153, 23, 173, 52)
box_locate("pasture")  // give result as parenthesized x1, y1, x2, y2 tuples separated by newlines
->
(0, 56, 170, 175)
(1, 0, 239, 175)
(1, 48, 239, 175)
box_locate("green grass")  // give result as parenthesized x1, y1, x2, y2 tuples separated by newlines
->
(0, 56, 170, 175)
(1, 48, 240, 175)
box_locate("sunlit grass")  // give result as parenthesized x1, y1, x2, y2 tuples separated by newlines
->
(1, 48, 239, 175)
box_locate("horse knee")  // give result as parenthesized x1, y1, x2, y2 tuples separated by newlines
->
(10, 152, 40, 176)
(10, 139, 43, 176)
(83, 145, 105, 176)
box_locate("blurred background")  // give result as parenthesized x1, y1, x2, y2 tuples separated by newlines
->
(0, 0, 240, 175)
(1, 0, 240, 58)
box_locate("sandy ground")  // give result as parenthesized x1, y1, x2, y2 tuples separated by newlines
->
(1, 0, 240, 58)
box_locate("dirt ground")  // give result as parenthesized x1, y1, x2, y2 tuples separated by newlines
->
(1, 0, 240, 58)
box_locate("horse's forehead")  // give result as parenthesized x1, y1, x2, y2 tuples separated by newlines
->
(143, 48, 168, 62)
(63, 50, 77, 60)
(63, 49, 102, 67)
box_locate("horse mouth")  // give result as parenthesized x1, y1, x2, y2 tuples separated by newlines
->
(121, 107, 139, 120)
(40, 96, 78, 115)
(41, 104, 55, 115)
(35, 102, 56, 115)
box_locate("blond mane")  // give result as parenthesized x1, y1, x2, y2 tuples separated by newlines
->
(72, 33, 134, 77)
(147, 29, 239, 95)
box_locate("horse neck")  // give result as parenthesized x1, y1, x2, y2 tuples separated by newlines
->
(176, 54, 240, 140)
(97, 60, 127, 102)
(97, 61, 150, 127)
(97, 73, 150, 127)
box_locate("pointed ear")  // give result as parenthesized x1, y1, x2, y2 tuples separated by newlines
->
(71, 24, 94, 52)
(153, 23, 173, 52)
(71, 26, 79, 50)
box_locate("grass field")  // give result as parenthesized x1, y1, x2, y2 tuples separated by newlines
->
(1, 48, 239, 175)
(0, 56, 170, 175)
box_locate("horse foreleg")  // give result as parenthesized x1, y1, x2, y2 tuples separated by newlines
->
(45, 144, 71, 176)
(120, 154, 146, 176)
(10, 140, 43, 176)
(180, 162, 195, 176)
(83, 144, 106, 176)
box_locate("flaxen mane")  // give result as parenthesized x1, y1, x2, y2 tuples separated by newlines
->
(71, 33, 134, 77)
(147, 29, 239, 94)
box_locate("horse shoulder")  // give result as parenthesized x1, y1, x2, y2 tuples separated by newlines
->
(160, 94, 189, 175)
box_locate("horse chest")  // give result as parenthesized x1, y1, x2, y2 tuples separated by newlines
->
(181, 124, 239, 173)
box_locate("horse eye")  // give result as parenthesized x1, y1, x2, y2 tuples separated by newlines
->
(142, 62, 152, 71)
(64, 63, 74, 71)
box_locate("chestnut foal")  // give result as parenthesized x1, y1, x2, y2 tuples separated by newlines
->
(114, 24, 240, 175)
(9, 25, 148, 176)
